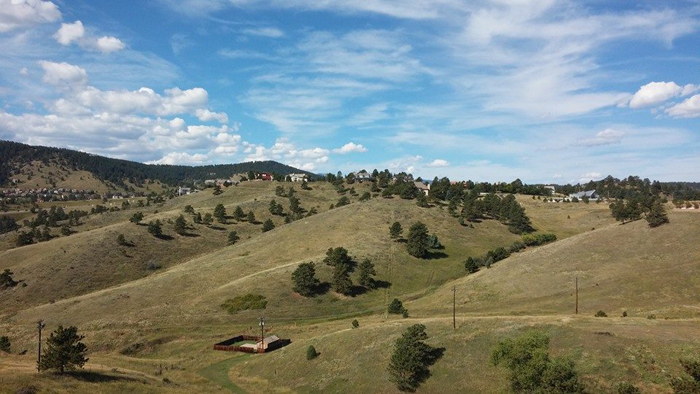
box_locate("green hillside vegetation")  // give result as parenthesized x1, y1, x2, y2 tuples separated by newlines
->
(1, 174, 698, 393)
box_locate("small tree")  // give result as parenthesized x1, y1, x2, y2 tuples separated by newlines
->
(390, 222, 403, 240)
(388, 298, 406, 315)
(352, 319, 360, 329)
(292, 262, 320, 297)
(174, 214, 187, 235)
(332, 265, 353, 295)
(212, 184, 223, 195)
(646, 201, 669, 228)
(358, 259, 376, 288)
(232, 206, 245, 221)
(228, 231, 239, 245)
(387, 324, 442, 392)
(60, 225, 71, 236)
(306, 345, 319, 360)
(0, 336, 10, 353)
(130, 212, 144, 224)
(247, 211, 256, 223)
(464, 257, 479, 274)
(427, 234, 441, 249)
(193, 212, 202, 224)
(1, 269, 18, 289)
(184, 205, 195, 214)
(406, 222, 429, 258)
(416, 193, 429, 208)
(262, 219, 275, 232)
(117, 234, 128, 246)
(595, 310, 607, 317)
(202, 213, 213, 225)
(39, 325, 89, 373)
(147, 220, 162, 237)
(214, 204, 227, 223)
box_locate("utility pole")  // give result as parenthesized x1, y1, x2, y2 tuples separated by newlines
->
(259, 316, 265, 353)
(452, 286, 456, 330)
(37, 320, 45, 372)
(575, 277, 579, 315)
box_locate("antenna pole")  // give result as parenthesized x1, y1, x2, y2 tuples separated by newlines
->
(37, 320, 45, 372)
(452, 286, 456, 330)
(575, 277, 579, 315)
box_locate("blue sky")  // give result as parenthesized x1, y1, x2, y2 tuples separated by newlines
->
(1, 0, 699, 183)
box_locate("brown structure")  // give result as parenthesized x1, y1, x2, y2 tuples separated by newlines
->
(213, 335, 290, 354)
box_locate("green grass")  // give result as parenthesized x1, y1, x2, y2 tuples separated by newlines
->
(221, 294, 267, 314)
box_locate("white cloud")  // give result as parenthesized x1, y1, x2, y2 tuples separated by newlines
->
(578, 128, 625, 147)
(95, 36, 126, 53)
(579, 172, 602, 184)
(39, 60, 88, 87)
(54, 20, 84, 45)
(666, 94, 700, 118)
(195, 108, 229, 124)
(426, 159, 449, 167)
(19, 67, 28, 75)
(0, 0, 60, 32)
(147, 152, 209, 165)
(333, 142, 367, 154)
(241, 27, 284, 38)
(629, 81, 683, 109)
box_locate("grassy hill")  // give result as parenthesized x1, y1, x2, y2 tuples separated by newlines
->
(2, 181, 697, 393)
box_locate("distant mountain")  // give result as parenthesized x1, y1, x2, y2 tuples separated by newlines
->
(0, 140, 316, 188)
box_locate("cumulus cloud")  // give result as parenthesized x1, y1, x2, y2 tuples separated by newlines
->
(54, 20, 84, 45)
(333, 142, 367, 154)
(39, 61, 88, 87)
(665, 94, 700, 118)
(628, 81, 691, 109)
(0, 0, 60, 32)
(426, 159, 449, 167)
(578, 128, 625, 147)
(95, 36, 126, 53)
(195, 108, 228, 124)
(243, 138, 334, 171)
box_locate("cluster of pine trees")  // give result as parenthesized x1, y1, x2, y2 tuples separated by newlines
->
(609, 195, 669, 227)
(461, 192, 534, 234)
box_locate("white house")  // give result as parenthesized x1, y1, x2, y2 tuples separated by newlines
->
(414, 181, 430, 196)
(568, 190, 600, 201)
(354, 170, 373, 182)
(288, 173, 308, 182)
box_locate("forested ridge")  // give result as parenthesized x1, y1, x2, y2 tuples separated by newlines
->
(0, 140, 315, 187)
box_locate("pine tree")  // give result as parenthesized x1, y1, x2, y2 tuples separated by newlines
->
(232, 206, 245, 221)
(214, 204, 227, 223)
(174, 214, 187, 235)
(406, 222, 429, 258)
(39, 325, 88, 373)
(202, 213, 213, 225)
(228, 231, 239, 245)
(306, 345, 319, 360)
(147, 220, 162, 237)
(332, 264, 353, 295)
(388, 324, 441, 392)
(646, 201, 669, 228)
(247, 211, 256, 223)
(292, 262, 320, 297)
(262, 219, 275, 232)
(212, 184, 223, 195)
(129, 212, 144, 224)
(464, 257, 479, 274)
(358, 259, 376, 288)
(390, 222, 403, 240)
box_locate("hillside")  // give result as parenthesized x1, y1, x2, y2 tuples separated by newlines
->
(0, 140, 316, 189)
(2, 181, 697, 393)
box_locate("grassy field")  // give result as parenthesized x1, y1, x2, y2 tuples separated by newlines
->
(2, 182, 696, 393)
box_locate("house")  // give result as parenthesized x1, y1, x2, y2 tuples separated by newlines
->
(288, 173, 307, 182)
(544, 185, 556, 193)
(178, 186, 191, 196)
(354, 170, 373, 182)
(259, 172, 273, 181)
(568, 190, 600, 201)
(414, 181, 430, 196)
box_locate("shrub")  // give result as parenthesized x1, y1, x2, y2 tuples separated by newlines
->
(389, 222, 403, 240)
(1, 269, 18, 289)
(595, 310, 607, 317)
(388, 298, 406, 315)
(647, 314, 656, 320)
(220, 294, 267, 314)
(352, 319, 359, 329)
(306, 345, 318, 360)
(464, 257, 479, 274)
(262, 219, 275, 232)
(616, 382, 641, 394)
(228, 231, 239, 245)
(0, 336, 10, 353)
(622, 311, 628, 318)
(147, 220, 162, 237)
(117, 234, 128, 246)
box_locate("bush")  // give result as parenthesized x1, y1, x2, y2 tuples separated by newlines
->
(262, 219, 275, 232)
(352, 319, 359, 329)
(464, 257, 479, 274)
(0, 336, 10, 353)
(388, 298, 406, 315)
(228, 231, 239, 245)
(522, 233, 557, 246)
(147, 220, 162, 237)
(647, 314, 656, 320)
(220, 294, 267, 314)
(616, 382, 641, 394)
(595, 310, 607, 317)
(306, 345, 318, 360)
(622, 311, 628, 318)
(117, 234, 128, 246)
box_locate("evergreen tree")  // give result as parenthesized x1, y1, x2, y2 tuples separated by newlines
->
(117, 234, 128, 246)
(390, 222, 403, 240)
(194, 212, 202, 224)
(129, 212, 144, 224)
(416, 193, 429, 207)
(212, 184, 223, 195)
(184, 205, 195, 214)
(202, 213, 213, 225)
(332, 264, 353, 295)
(289, 196, 301, 213)
(358, 259, 376, 288)
(214, 204, 227, 223)
(0, 269, 17, 289)
(39, 325, 89, 373)
(646, 201, 669, 228)
(147, 220, 162, 237)
(406, 222, 429, 258)
(232, 206, 245, 221)
(247, 211, 256, 223)
(306, 345, 319, 360)
(388, 298, 406, 314)
(292, 262, 320, 297)
(262, 219, 275, 232)
(174, 214, 187, 235)
(388, 324, 442, 392)
(228, 231, 239, 245)
(464, 257, 479, 274)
